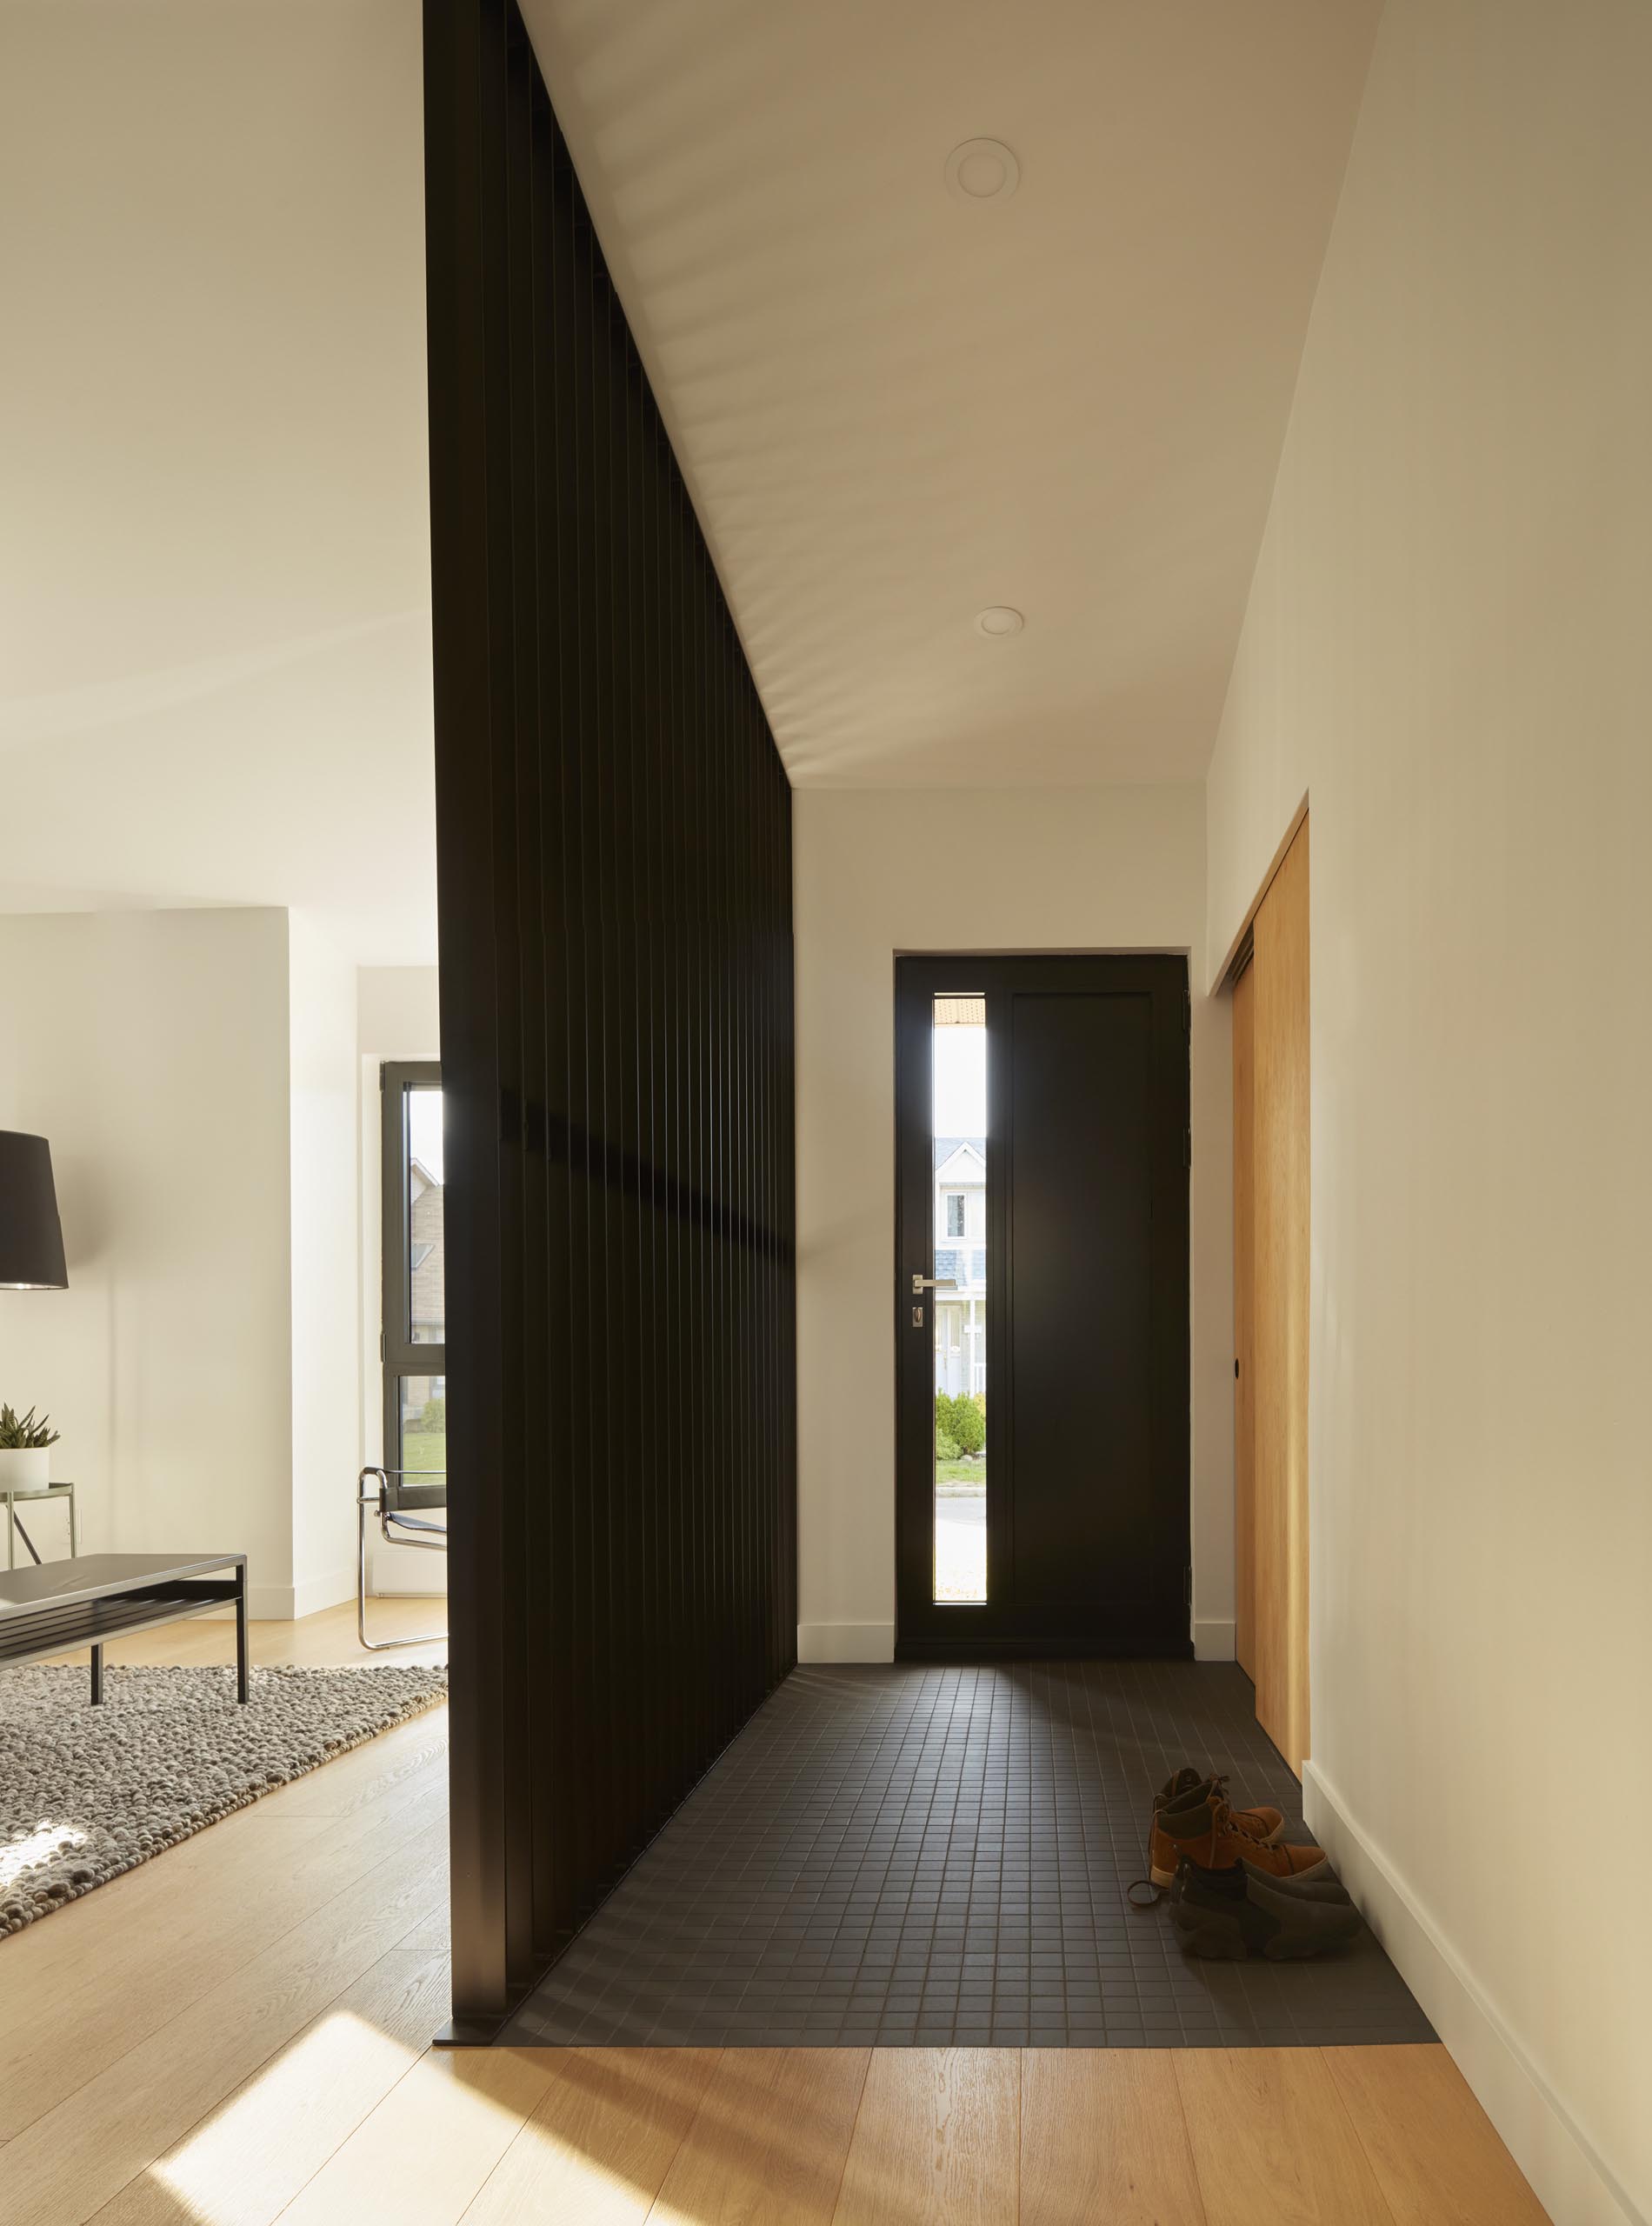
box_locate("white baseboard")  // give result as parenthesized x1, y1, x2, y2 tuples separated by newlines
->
(797, 1621, 895, 1664)
(797, 1619, 1236, 1669)
(1304, 1760, 1641, 2226)
(246, 1583, 297, 1621)
(244, 1566, 356, 1622)
(291, 1564, 356, 1620)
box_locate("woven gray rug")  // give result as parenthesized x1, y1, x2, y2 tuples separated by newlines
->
(0, 1662, 447, 1936)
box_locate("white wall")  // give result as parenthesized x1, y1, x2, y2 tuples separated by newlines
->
(0, 908, 377, 1619)
(0, 0, 434, 966)
(794, 786, 1231, 1663)
(358, 968, 441, 1063)
(1203, 4, 1652, 2220)
(288, 915, 363, 1615)
(0, 911, 296, 1600)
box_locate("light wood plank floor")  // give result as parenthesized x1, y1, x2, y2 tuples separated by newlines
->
(0, 1601, 1552, 2225)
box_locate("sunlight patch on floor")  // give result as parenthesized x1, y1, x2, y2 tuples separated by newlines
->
(149, 2009, 421, 2223)
(465, 2104, 655, 2221)
(0, 1819, 88, 1893)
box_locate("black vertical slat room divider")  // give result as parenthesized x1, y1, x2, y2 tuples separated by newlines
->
(423, 0, 797, 2036)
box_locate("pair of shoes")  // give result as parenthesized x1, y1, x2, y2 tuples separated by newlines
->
(1129, 1773, 1360, 1958)
(1150, 1769, 1326, 1890)
(1170, 1856, 1361, 1960)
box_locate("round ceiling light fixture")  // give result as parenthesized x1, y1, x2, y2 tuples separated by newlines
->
(975, 605, 1024, 638)
(944, 137, 1021, 204)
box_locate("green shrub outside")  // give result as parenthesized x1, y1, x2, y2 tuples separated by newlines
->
(410, 1395, 446, 1434)
(934, 1390, 985, 1457)
(935, 1426, 960, 1461)
(951, 1394, 985, 1455)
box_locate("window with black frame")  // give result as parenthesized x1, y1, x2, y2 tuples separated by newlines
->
(381, 1062, 445, 1482)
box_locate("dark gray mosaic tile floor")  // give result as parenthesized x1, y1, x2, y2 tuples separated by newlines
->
(502, 1661, 1434, 2049)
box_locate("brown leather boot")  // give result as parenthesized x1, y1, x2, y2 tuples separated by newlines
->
(1158, 1786, 1329, 1883)
(1146, 1769, 1285, 1891)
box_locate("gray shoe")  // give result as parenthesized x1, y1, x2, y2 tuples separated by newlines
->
(1170, 1858, 1362, 1959)
(1239, 1857, 1352, 1903)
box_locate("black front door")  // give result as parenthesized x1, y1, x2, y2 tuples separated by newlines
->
(896, 956, 1191, 1658)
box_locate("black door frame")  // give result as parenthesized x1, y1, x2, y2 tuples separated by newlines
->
(895, 954, 1193, 1661)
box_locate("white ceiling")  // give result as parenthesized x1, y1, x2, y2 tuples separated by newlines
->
(0, 1, 434, 964)
(0, 1, 1377, 966)
(522, 0, 1380, 786)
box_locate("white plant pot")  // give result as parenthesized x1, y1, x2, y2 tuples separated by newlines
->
(0, 1446, 51, 1491)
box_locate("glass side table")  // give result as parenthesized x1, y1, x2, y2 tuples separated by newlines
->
(3, 1480, 78, 1569)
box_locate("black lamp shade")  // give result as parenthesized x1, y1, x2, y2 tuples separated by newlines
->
(0, 1132, 68, 1290)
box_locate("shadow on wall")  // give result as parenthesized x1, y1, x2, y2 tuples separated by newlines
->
(56, 1149, 113, 1268)
(515, 0, 1376, 787)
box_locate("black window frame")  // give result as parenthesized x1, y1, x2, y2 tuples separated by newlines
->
(381, 1059, 445, 1474)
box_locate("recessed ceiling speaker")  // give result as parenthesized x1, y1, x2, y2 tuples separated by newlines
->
(945, 138, 1021, 204)
(975, 606, 1025, 638)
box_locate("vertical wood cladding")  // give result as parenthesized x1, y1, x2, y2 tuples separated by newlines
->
(424, 0, 796, 2032)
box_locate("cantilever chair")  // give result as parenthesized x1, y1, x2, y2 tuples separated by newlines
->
(356, 1464, 448, 1650)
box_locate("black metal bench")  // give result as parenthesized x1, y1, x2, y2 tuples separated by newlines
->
(0, 1550, 250, 1702)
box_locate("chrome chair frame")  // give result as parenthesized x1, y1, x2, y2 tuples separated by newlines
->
(357, 1464, 448, 1650)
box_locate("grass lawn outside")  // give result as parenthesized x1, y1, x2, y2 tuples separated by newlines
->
(936, 1458, 985, 1492)
(402, 1431, 447, 1477)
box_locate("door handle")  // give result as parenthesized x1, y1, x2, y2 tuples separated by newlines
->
(911, 1274, 958, 1294)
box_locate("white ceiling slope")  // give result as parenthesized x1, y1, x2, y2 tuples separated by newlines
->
(521, 0, 1380, 787)
(1, 3, 1376, 970)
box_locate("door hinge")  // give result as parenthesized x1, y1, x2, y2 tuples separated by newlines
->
(379, 1330, 385, 1362)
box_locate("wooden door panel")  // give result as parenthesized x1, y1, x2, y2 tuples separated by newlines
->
(1231, 961, 1256, 1679)
(1251, 819, 1310, 1773)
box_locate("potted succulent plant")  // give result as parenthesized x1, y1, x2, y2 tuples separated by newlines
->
(0, 1404, 60, 1490)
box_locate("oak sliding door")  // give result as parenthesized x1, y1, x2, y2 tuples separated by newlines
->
(1233, 816, 1310, 1774)
(1231, 964, 1256, 1680)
